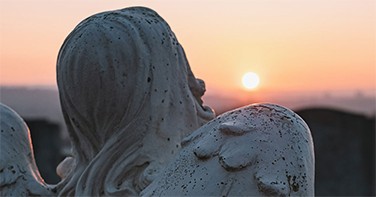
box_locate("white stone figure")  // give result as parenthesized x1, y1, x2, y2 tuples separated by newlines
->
(142, 103, 315, 196)
(0, 6, 315, 196)
(0, 103, 53, 196)
(55, 7, 215, 196)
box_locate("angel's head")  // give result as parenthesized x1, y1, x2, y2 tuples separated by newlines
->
(56, 7, 214, 195)
(0, 104, 51, 196)
(0, 104, 35, 169)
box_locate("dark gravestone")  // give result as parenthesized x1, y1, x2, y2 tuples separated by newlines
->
(297, 108, 375, 196)
(25, 119, 64, 184)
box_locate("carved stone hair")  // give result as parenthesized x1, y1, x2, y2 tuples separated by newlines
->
(56, 7, 214, 196)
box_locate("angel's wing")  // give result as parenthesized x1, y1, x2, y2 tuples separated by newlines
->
(141, 103, 314, 196)
(0, 103, 53, 196)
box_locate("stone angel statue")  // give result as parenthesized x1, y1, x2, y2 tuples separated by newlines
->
(0, 6, 314, 196)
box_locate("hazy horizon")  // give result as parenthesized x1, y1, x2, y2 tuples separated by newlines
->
(1, 85, 374, 116)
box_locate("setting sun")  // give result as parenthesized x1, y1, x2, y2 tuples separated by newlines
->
(242, 72, 260, 90)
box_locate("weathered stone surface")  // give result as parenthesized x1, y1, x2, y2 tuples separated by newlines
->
(142, 103, 315, 196)
(0, 104, 53, 196)
(56, 6, 215, 196)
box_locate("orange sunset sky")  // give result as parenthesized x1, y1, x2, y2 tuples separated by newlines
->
(0, 0, 375, 99)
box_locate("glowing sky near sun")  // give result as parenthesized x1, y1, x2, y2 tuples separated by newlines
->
(0, 0, 375, 97)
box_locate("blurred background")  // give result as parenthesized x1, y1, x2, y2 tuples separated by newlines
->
(0, 0, 375, 196)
